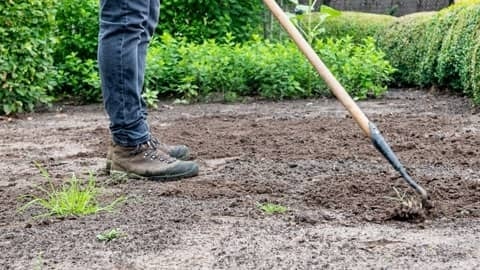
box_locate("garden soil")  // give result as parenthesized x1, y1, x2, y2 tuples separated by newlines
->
(0, 89, 479, 269)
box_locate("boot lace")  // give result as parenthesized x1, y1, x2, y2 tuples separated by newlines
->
(130, 139, 175, 163)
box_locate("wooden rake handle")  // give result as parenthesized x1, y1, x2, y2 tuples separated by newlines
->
(263, 0, 430, 205)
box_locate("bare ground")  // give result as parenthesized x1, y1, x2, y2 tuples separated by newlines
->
(0, 89, 479, 269)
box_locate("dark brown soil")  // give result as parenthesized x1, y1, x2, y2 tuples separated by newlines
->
(1, 89, 479, 269)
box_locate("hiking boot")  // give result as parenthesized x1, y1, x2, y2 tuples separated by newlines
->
(105, 138, 190, 174)
(108, 140, 199, 181)
(150, 137, 190, 160)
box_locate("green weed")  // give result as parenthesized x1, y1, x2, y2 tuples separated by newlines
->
(19, 164, 125, 219)
(96, 228, 126, 242)
(257, 202, 288, 215)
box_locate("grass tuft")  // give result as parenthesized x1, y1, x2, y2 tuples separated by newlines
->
(19, 163, 125, 219)
(257, 202, 288, 215)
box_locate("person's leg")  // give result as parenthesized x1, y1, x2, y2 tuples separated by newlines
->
(98, 0, 150, 147)
(99, 0, 198, 180)
(137, 0, 160, 119)
(136, 0, 191, 160)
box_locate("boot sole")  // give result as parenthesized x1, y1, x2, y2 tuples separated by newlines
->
(109, 166, 199, 182)
(105, 153, 190, 176)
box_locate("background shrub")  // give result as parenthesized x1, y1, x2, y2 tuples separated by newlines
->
(55, 0, 98, 60)
(435, 5, 480, 93)
(0, 0, 56, 115)
(50, 0, 263, 103)
(0, 0, 414, 114)
(145, 34, 395, 102)
(321, 11, 395, 43)
(416, 8, 462, 87)
(376, 2, 480, 103)
(376, 12, 436, 86)
(158, 0, 263, 43)
(146, 34, 254, 101)
(315, 36, 395, 99)
(469, 36, 480, 104)
(53, 0, 100, 102)
(249, 40, 316, 100)
(55, 54, 100, 103)
(455, 0, 480, 5)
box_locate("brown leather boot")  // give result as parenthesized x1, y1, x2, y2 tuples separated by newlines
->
(108, 140, 198, 181)
(105, 138, 190, 174)
(150, 137, 190, 160)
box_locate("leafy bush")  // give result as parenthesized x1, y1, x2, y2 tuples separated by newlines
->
(376, 12, 436, 86)
(460, 6, 480, 104)
(376, 2, 480, 104)
(321, 11, 395, 43)
(146, 33, 395, 101)
(469, 38, 480, 104)
(56, 53, 100, 102)
(249, 40, 316, 99)
(159, 0, 263, 43)
(53, 0, 100, 102)
(416, 8, 462, 87)
(316, 36, 396, 99)
(55, 0, 98, 60)
(0, 0, 56, 115)
(146, 34, 252, 101)
(435, 5, 480, 93)
(51, 0, 263, 102)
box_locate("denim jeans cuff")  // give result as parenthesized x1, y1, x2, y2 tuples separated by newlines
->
(112, 132, 150, 147)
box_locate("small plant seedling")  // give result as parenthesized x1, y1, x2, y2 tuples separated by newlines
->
(257, 202, 288, 214)
(18, 163, 125, 219)
(96, 228, 126, 242)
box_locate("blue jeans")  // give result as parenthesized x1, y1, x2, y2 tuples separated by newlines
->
(98, 0, 160, 147)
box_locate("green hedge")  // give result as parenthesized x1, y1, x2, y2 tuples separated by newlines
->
(321, 11, 395, 43)
(416, 8, 461, 87)
(376, 12, 436, 86)
(0, 0, 56, 115)
(435, 6, 480, 99)
(322, 3, 480, 104)
(378, 4, 480, 103)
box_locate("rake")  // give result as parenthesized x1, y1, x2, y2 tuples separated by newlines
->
(263, 0, 430, 207)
